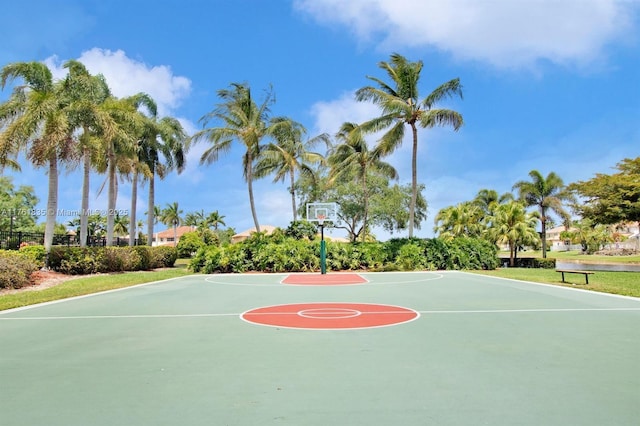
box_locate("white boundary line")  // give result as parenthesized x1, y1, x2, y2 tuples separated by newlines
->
(0, 275, 195, 315)
(453, 271, 640, 302)
(2, 306, 638, 322)
(203, 271, 444, 286)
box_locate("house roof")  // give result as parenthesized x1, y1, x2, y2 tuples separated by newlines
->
(231, 225, 278, 242)
(154, 225, 196, 238)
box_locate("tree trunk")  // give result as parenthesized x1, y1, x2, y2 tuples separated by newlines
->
(290, 170, 297, 222)
(509, 241, 515, 267)
(173, 223, 177, 247)
(540, 207, 547, 258)
(409, 123, 419, 238)
(147, 173, 155, 246)
(129, 170, 137, 246)
(106, 152, 117, 246)
(362, 173, 368, 243)
(44, 153, 59, 263)
(80, 146, 91, 247)
(246, 153, 260, 232)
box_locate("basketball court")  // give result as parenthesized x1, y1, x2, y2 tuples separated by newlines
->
(1, 271, 639, 425)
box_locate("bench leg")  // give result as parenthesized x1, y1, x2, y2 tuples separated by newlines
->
(561, 272, 565, 283)
(585, 274, 589, 285)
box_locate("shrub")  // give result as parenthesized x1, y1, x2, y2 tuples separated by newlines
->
(533, 257, 556, 269)
(19, 244, 47, 268)
(149, 246, 178, 268)
(177, 232, 205, 258)
(48, 246, 170, 274)
(190, 234, 499, 273)
(285, 220, 318, 240)
(131, 246, 152, 270)
(395, 243, 427, 271)
(0, 250, 40, 289)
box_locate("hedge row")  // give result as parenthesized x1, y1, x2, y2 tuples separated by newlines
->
(190, 235, 500, 274)
(47, 246, 178, 275)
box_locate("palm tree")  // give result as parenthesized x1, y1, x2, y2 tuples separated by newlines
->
(190, 82, 276, 233)
(113, 212, 129, 238)
(0, 62, 76, 257)
(512, 170, 573, 258)
(328, 122, 398, 242)
(434, 202, 484, 240)
(145, 205, 163, 245)
(206, 210, 226, 231)
(184, 209, 207, 228)
(62, 60, 117, 247)
(139, 115, 187, 246)
(473, 189, 513, 216)
(160, 202, 183, 247)
(486, 201, 540, 266)
(254, 117, 329, 221)
(356, 53, 463, 238)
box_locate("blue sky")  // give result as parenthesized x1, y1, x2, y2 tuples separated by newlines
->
(1, 0, 639, 239)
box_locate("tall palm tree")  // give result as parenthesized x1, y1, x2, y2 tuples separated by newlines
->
(356, 53, 463, 237)
(62, 60, 117, 247)
(328, 122, 398, 242)
(512, 170, 573, 258)
(486, 201, 540, 266)
(190, 82, 276, 233)
(254, 117, 329, 221)
(140, 115, 187, 246)
(160, 202, 183, 247)
(99, 95, 143, 246)
(0, 61, 76, 257)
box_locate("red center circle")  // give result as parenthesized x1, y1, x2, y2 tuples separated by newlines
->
(241, 302, 419, 330)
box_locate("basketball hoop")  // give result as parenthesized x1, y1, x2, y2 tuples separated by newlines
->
(317, 214, 326, 226)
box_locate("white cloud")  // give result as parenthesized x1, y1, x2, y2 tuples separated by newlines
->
(309, 91, 382, 135)
(294, 0, 636, 68)
(44, 48, 192, 116)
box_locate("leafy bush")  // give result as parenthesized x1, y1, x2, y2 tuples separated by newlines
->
(18, 244, 46, 268)
(149, 246, 178, 268)
(131, 246, 152, 270)
(533, 257, 556, 269)
(395, 243, 427, 271)
(0, 250, 40, 289)
(48, 246, 177, 274)
(177, 232, 206, 258)
(285, 220, 318, 240)
(189, 235, 498, 273)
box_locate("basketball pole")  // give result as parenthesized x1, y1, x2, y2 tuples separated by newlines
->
(319, 220, 326, 274)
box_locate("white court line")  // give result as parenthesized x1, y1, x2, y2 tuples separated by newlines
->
(454, 271, 640, 302)
(0, 275, 194, 315)
(0, 313, 239, 320)
(417, 307, 640, 314)
(3, 307, 639, 321)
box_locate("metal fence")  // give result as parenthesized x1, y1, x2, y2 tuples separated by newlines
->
(0, 231, 144, 250)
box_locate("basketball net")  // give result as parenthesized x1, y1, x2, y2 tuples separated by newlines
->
(317, 214, 326, 226)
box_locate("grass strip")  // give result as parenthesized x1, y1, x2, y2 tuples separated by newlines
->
(470, 268, 640, 298)
(500, 250, 640, 264)
(0, 267, 193, 312)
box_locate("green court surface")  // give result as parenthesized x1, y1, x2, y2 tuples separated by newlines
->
(1, 271, 639, 425)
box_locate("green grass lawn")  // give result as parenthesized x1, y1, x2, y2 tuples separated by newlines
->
(501, 250, 640, 263)
(0, 262, 193, 312)
(470, 268, 640, 298)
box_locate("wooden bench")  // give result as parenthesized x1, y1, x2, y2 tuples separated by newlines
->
(556, 269, 594, 285)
